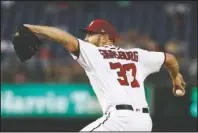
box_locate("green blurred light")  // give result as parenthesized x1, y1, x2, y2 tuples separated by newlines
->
(190, 87, 197, 118)
(190, 103, 197, 117)
(117, 1, 132, 7)
(191, 87, 197, 102)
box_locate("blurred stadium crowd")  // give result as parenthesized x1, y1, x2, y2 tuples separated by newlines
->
(1, 1, 197, 84)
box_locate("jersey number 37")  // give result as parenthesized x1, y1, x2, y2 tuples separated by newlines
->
(109, 62, 140, 88)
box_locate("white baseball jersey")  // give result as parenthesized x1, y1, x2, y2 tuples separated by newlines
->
(70, 39, 165, 114)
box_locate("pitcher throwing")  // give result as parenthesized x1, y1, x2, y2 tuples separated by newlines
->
(23, 19, 186, 131)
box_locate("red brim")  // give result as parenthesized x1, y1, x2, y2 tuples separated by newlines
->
(79, 28, 98, 33)
(79, 28, 120, 43)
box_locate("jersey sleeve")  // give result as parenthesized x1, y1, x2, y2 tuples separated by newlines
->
(136, 48, 166, 76)
(70, 38, 98, 71)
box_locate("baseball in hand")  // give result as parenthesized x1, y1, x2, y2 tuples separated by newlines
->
(175, 89, 183, 96)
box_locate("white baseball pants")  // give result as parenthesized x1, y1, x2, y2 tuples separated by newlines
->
(80, 105, 153, 131)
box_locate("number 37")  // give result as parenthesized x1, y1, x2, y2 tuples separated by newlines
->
(109, 62, 140, 88)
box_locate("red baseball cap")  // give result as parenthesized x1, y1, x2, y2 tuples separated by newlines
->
(79, 19, 120, 42)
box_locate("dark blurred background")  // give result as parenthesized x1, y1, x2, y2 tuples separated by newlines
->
(1, 1, 197, 132)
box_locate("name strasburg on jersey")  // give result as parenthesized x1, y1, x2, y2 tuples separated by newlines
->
(99, 49, 138, 62)
(70, 39, 165, 113)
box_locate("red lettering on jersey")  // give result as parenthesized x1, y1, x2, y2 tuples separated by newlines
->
(133, 51, 138, 62)
(126, 52, 133, 60)
(98, 49, 139, 62)
(109, 62, 129, 86)
(108, 50, 115, 58)
(113, 51, 119, 58)
(99, 50, 109, 59)
(118, 51, 127, 60)
(109, 62, 140, 88)
(126, 51, 139, 62)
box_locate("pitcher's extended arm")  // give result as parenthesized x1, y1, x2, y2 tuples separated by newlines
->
(164, 53, 186, 96)
(24, 24, 79, 54)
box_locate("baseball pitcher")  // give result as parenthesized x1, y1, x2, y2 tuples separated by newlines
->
(12, 19, 186, 131)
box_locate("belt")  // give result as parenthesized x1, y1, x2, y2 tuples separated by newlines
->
(115, 104, 149, 113)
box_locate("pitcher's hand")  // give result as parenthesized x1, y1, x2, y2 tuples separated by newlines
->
(172, 73, 186, 97)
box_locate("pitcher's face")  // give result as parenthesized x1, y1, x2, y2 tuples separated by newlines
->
(84, 32, 102, 46)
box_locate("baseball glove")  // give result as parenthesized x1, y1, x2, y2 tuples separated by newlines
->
(12, 24, 43, 62)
